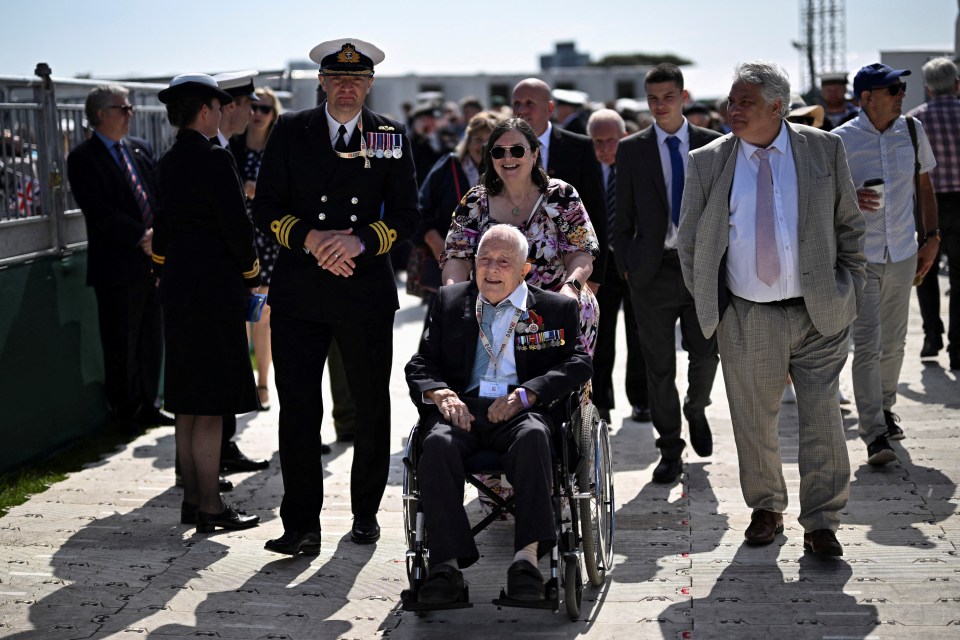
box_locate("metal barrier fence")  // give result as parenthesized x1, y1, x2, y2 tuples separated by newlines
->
(0, 64, 171, 266)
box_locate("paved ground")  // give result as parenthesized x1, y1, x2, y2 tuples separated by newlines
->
(1, 276, 958, 639)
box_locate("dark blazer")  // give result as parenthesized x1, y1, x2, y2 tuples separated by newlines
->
(418, 152, 469, 241)
(546, 125, 608, 284)
(405, 281, 593, 417)
(67, 134, 158, 287)
(613, 122, 722, 288)
(152, 128, 260, 308)
(252, 103, 420, 321)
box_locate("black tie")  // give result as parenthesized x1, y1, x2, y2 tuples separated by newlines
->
(335, 125, 348, 152)
(606, 165, 616, 245)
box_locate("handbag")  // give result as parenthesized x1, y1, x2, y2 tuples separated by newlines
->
(247, 293, 267, 322)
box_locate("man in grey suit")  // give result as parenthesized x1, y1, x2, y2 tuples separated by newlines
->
(678, 61, 866, 557)
(614, 64, 722, 484)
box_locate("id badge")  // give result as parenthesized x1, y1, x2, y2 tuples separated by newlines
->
(479, 377, 509, 399)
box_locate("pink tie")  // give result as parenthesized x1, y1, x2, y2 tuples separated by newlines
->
(755, 148, 779, 286)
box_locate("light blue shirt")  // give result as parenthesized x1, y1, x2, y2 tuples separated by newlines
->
(726, 122, 802, 302)
(833, 111, 936, 264)
(95, 130, 144, 186)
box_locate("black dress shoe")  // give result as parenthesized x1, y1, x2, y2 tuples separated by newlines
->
(174, 474, 233, 492)
(264, 530, 321, 555)
(196, 503, 260, 533)
(744, 509, 783, 546)
(351, 515, 380, 544)
(920, 335, 943, 358)
(631, 405, 652, 422)
(220, 441, 269, 473)
(867, 434, 897, 466)
(687, 414, 713, 457)
(803, 529, 843, 556)
(335, 433, 355, 443)
(181, 501, 198, 525)
(320, 443, 332, 455)
(418, 564, 467, 604)
(506, 559, 544, 601)
(652, 457, 682, 484)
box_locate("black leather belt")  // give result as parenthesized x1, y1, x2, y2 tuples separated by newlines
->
(758, 297, 804, 307)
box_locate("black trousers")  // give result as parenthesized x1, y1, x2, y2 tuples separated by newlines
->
(917, 192, 958, 352)
(593, 263, 648, 411)
(93, 277, 162, 422)
(418, 400, 556, 568)
(628, 253, 719, 458)
(271, 310, 394, 532)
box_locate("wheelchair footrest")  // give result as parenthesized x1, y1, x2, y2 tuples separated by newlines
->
(400, 588, 473, 612)
(492, 581, 559, 612)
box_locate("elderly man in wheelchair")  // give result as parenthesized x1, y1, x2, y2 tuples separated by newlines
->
(404, 224, 596, 609)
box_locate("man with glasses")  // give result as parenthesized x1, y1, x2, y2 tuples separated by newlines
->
(253, 38, 419, 554)
(834, 63, 939, 464)
(68, 84, 171, 433)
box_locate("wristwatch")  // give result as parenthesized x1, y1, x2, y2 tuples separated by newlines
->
(564, 278, 583, 293)
(924, 228, 941, 242)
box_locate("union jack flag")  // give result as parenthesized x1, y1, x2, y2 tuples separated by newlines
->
(15, 174, 38, 217)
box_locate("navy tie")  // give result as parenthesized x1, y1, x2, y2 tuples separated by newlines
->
(605, 165, 616, 244)
(114, 142, 153, 226)
(666, 135, 684, 227)
(335, 124, 348, 152)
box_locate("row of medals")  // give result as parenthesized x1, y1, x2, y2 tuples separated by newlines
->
(516, 328, 565, 351)
(366, 134, 403, 159)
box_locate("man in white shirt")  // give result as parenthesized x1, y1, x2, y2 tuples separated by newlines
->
(678, 61, 866, 557)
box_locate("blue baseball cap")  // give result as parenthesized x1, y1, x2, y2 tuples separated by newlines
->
(853, 63, 911, 96)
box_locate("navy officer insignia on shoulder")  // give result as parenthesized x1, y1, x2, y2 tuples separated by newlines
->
(377, 125, 394, 131)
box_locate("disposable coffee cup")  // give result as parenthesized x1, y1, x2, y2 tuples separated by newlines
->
(863, 178, 885, 209)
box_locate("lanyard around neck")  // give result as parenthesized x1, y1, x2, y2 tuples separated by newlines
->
(475, 297, 523, 374)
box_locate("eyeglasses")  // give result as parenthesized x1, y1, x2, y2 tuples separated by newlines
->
(105, 105, 134, 114)
(490, 144, 529, 159)
(873, 82, 907, 96)
(251, 104, 274, 115)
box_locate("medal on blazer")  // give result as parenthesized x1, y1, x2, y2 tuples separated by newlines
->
(365, 132, 404, 160)
(333, 118, 371, 168)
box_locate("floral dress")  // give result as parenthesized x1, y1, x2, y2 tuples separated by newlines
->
(244, 148, 280, 286)
(443, 178, 600, 355)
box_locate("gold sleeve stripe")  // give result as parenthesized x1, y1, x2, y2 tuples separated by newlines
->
(370, 220, 398, 256)
(243, 258, 260, 279)
(270, 215, 299, 249)
(152, 254, 165, 265)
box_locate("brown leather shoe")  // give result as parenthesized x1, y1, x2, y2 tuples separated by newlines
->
(744, 509, 783, 546)
(803, 529, 843, 557)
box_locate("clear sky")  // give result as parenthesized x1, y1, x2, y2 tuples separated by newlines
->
(2, 0, 955, 99)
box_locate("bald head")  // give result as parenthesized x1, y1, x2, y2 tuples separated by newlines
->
(512, 78, 554, 136)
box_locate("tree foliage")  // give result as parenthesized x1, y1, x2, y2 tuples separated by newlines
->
(592, 53, 693, 67)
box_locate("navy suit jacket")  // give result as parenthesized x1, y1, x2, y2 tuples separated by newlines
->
(405, 281, 592, 418)
(67, 134, 158, 287)
(613, 123, 721, 288)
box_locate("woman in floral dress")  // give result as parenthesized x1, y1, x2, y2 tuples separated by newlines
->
(440, 117, 600, 355)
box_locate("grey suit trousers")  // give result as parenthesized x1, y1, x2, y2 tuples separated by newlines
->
(717, 296, 851, 532)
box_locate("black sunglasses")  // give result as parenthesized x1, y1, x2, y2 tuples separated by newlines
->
(490, 144, 528, 159)
(251, 104, 274, 115)
(873, 82, 906, 96)
(105, 105, 134, 114)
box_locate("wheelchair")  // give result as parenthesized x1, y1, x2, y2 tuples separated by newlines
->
(400, 390, 615, 619)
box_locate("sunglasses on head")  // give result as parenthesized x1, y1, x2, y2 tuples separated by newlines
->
(490, 144, 529, 159)
(251, 104, 274, 115)
(873, 82, 906, 96)
(105, 105, 134, 114)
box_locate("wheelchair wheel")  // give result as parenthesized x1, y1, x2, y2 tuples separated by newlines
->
(577, 403, 614, 586)
(402, 435, 418, 553)
(563, 555, 582, 620)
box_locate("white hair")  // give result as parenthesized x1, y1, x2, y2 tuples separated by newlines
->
(587, 108, 626, 136)
(733, 61, 791, 118)
(477, 224, 529, 265)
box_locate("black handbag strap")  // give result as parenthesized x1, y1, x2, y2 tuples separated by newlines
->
(905, 116, 923, 237)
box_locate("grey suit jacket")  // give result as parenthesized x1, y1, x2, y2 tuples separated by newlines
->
(677, 121, 866, 339)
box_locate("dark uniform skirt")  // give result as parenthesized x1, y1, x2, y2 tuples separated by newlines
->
(162, 303, 258, 416)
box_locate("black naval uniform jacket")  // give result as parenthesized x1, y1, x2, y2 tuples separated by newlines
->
(152, 128, 260, 307)
(252, 104, 420, 321)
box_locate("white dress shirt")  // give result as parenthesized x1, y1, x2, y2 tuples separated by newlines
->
(325, 105, 362, 147)
(654, 118, 690, 250)
(726, 122, 802, 302)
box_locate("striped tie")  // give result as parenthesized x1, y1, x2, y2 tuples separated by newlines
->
(605, 165, 616, 244)
(115, 143, 152, 226)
